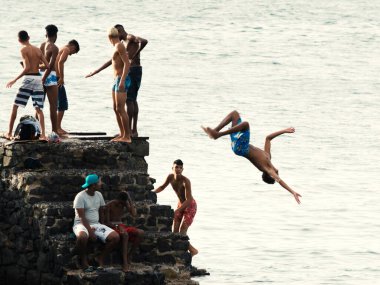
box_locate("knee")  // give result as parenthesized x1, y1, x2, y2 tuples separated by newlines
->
(232, 110, 239, 117)
(241, 121, 249, 130)
(76, 232, 88, 243)
(115, 104, 125, 113)
(107, 232, 120, 244)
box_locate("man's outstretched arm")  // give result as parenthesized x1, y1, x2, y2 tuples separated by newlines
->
(152, 175, 171, 194)
(267, 169, 302, 204)
(264, 127, 295, 156)
(85, 60, 112, 78)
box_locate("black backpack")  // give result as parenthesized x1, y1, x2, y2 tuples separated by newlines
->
(14, 115, 41, 140)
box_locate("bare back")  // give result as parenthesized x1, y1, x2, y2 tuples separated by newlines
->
(23, 45, 44, 73)
(42, 41, 58, 71)
(248, 145, 276, 173)
(126, 41, 140, 67)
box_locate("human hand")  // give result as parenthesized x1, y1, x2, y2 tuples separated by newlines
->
(284, 127, 295, 133)
(58, 78, 64, 87)
(89, 228, 97, 241)
(85, 71, 95, 78)
(293, 191, 302, 204)
(6, 79, 16, 88)
(118, 82, 125, 92)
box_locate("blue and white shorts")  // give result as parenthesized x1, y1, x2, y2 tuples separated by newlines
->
(44, 71, 58, 87)
(14, 75, 45, 109)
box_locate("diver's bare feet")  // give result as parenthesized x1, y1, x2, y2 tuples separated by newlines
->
(201, 126, 219, 139)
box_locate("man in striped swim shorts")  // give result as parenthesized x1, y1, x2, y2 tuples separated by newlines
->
(6, 30, 50, 140)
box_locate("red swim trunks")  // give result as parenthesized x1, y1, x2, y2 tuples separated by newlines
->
(174, 199, 197, 226)
(113, 224, 140, 245)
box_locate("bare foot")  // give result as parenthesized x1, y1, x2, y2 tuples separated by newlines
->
(110, 135, 121, 142)
(122, 264, 129, 272)
(115, 137, 132, 143)
(57, 129, 68, 136)
(39, 135, 47, 141)
(3, 133, 13, 140)
(131, 131, 138, 137)
(189, 248, 199, 257)
(201, 126, 218, 139)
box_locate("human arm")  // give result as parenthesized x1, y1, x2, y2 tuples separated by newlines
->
(57, 49, 69, 86)
(40, 52, 52, 84)
(76, 208, 97, 241)
(126, 192, 137, 217)
(6, 49, 30, 88)
(175, 178, 193, 214)
(117, 43, 130, 91)
(267, 168, 301, 204)
(126, 34, 148, 61)
(152, 175, 172, 194)
(85, 60, 112, 78)
(264, 127, 295, 156)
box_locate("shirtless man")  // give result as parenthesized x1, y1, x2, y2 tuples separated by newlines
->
(5, 30, 50, 140)
(202, 110, 302, 204)
(106, 27, 131, 142)
(39, 24, 59, 134)
(105, 191, 144, 272)
(55, 39, 80, 136)
(86, 24, 148, 137)
(153, 159, 198, 256)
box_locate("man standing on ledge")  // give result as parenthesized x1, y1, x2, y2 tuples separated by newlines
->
(39, 24, 59, 134)
(72, 174, 120, 272)
(86, 24, 148, 137)
(153, 159, 198, 256)
(5, 30, 50, 140)
(55, 39, 80, 136)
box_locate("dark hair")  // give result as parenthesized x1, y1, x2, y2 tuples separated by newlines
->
(173, 159, 183, 166)
(262, 172, 275, 184)
(68, 39, 80, 53)
(114, 24, 124, 29)
(117, 191, 129, 201)
(18, 30, 29, 42)
(45, 24, 58, 37)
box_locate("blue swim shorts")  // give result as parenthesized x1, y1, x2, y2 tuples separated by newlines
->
(127, 66, 142, 102)
(112, 75, 132, 93)
(58, 85, 68, 111)
(230, 118, 250, 157)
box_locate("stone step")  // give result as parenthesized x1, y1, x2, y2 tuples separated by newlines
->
(32, 201, 174, 236)
(1, 139, 149, 171)
(3, 169, 156, 203)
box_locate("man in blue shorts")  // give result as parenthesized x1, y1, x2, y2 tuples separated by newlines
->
(73, 174, 121, 272)
(202, 110, 302, 204)
(55, 40, 80, 136)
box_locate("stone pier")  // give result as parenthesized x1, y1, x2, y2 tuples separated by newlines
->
(0, 138, 207, 285)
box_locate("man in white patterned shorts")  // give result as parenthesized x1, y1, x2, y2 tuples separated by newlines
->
(6, 30, 50, 140)
(73, 174, 121, 272)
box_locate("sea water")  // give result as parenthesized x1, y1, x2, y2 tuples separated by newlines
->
(0, 1, 379, 284)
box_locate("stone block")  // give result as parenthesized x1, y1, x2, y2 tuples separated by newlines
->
(6, 265, 26, 284)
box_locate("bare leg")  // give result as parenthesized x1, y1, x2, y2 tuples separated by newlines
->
(96, 231, 120, 267)
(114, 91, 131, 143)
(202, 110, 249, 139)
(179, 222, 198, 256)
(127, 229, 144, 264)
(172, 217, 181, 233)
(132, 101, 139, 137)
(35, 108, 46, 140)
(121, 232, 129, 272)
(126, 100, 134, 134)
(111, 91, 122, 141)
(6, 105, 19, 139)
(46, 85, 58, 133)
(75, 231, 89, 268)
(57, 111, 68, 135)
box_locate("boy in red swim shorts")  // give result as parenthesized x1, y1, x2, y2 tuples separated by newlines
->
(105, 191, 144, 272)
(153, 159, 198, 256)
